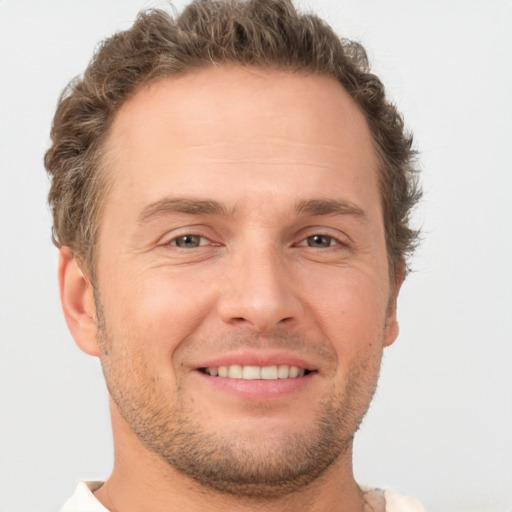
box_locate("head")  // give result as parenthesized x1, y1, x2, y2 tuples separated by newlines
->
(45, 0, 420, 281)
(47, 0, 421, 500)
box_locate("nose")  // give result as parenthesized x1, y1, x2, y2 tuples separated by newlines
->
(217, 244, 303, 332)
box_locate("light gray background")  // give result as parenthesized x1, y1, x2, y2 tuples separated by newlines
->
(1, 1, 511, 511)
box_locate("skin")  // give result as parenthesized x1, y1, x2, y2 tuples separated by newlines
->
(59, 66, 403, 512)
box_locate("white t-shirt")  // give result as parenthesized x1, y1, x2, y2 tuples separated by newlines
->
(61, 481, 426, 512)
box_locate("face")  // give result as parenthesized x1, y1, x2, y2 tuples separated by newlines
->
(81, 67, 400, 495)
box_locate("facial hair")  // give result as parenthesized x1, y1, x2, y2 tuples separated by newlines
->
(95, 298, 384, 498)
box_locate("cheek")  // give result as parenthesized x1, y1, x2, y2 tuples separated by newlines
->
(303, 267, 390, 354)
(100, 268, 218, 358)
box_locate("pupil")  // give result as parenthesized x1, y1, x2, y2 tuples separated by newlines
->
(309, 235, 330, 248)
(178, 235, 199, 248)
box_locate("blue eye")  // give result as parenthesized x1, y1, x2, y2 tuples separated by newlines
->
(172, 235, 203, 248)
(306, 235, 336, 248)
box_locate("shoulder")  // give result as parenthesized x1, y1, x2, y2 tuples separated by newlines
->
(384, 488, 426, 512)
(60, 481, 108, 512)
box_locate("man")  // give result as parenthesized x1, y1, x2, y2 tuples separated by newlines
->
(45, 0, 423, 510)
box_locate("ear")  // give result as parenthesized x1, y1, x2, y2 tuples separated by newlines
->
(58, 247, 100, 357)
(383, 262, 406, 348)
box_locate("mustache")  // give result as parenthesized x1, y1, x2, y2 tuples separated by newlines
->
(181, 328, 338, 364)
(93, 295, 337, 366)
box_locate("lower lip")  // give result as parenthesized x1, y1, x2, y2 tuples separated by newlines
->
(196, 371, 314, 400)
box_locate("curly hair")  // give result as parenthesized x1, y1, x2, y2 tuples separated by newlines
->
(45, 0, 420, 279)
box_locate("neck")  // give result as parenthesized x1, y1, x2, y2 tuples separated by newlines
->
(95, 402, 367, 512)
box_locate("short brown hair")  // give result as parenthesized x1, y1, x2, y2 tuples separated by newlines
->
(45, 0, 421, 278)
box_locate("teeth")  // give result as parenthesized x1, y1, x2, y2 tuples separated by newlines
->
(204, 364, 307, 380)
(289, 366, 299, 378)
(228, 365, 242, 379)
(261, 365, 277, 380)
(242, 365, 261, 380)
(277, 365, 289, 379)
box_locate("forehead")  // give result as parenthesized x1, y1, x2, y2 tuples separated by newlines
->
(101, 65, 380, 218)
(106, 66, 376, 163)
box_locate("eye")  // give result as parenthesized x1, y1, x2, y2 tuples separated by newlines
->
(170, 234, 206, 248)
(304, 234, 338, 248)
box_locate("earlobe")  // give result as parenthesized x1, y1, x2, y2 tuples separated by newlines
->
(58, 247, 100, 357)
(383, 262, 406, 348)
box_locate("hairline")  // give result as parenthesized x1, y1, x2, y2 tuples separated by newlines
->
(80, 64, 400, 282)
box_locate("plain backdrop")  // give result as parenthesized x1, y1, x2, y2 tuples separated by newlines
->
(0, 1, 511, 511)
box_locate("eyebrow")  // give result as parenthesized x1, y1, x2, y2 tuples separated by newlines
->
(137, 198, 232, 224)
(137, 197, 367, 224)
(295, 199, 367, 220)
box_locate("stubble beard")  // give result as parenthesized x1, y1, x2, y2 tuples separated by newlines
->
(96, 305, 382, 498)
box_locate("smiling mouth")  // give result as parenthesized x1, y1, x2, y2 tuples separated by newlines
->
(199, 365, 313, 380)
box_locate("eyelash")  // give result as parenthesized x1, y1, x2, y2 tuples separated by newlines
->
(297, 234, 343, 249)
(165, 232, 347, 250)
(167, 234, 213, 249)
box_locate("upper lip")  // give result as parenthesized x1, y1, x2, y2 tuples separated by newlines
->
(196, 350, 318, 371)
